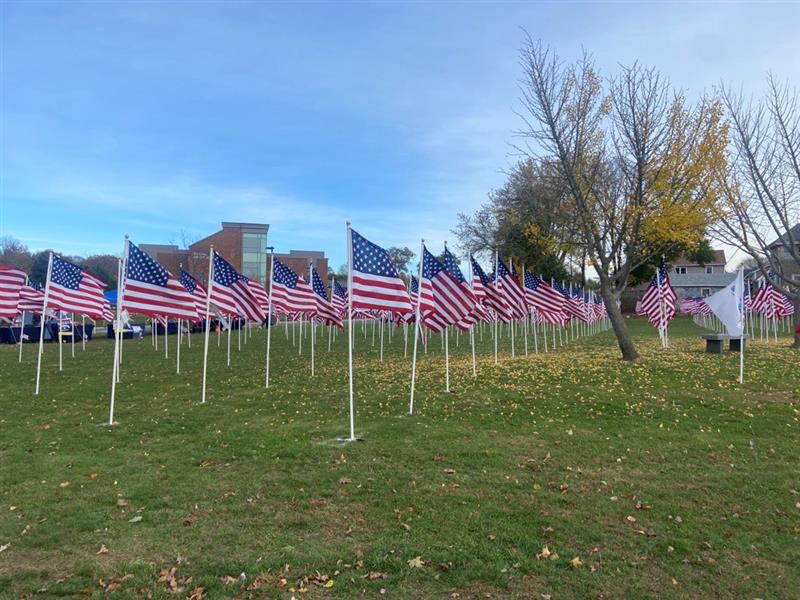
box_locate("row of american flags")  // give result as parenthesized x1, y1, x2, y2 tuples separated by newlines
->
(0, 231, 608, 338)
(634, 260, 795, 327)
(679, 282, 796, 326)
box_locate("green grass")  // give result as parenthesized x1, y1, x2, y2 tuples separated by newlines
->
(1, 317, 798, 599)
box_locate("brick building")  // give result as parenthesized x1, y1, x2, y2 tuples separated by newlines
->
(141, 222, 329, 289)
(274, 250, 329, 284)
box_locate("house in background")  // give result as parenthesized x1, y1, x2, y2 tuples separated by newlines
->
(669, 249, 735, 298)
(767, 223, 800, 290)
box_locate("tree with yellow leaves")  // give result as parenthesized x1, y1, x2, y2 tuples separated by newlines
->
(517, 36, 729, 360)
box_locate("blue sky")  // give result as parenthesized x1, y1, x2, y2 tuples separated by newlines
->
(2, 1, 798, 270)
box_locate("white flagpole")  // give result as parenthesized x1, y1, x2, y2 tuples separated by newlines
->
(522, 264, 529, 356)
(70, 314, 75, 358)
(177, 318, 181, 374)
(346, 222, 356, 440)
(81, 314, 86, 351)
(265, 248, 275, 388)
(201, 247, 215, 404)
(409, 238, 424, 415)
(739, 266, 745, 384)
(309, 260, 315, 376)
(115, 257, 123, 382)
(379, 314, 384, 363)
(328, 279, 334, 353)
(18, 276, 28, 363)
(165, 318, 169, 359)
(227, 315, 232, 366)
(108, 237, 128, 424)
(468, 258, 476, 377)
(34, 252, 53, 395)
(58, 312, 63, 372)
(532, 308, 539, 353)
(494, 249, 499, 365)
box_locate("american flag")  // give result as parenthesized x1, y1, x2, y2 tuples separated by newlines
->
(17, 281, 44, 314)
(210, 251, 266, 322)
(679, 296, 709, 315)
(470, 257, 512, 322)
(417, 246, 477, 332)
(553, 280, 585, 323)
(102, 299, 115, 322)
(750, 283, 794, 318)
(331, 278, 348, 315)
(245, 277, 270, 315)
(523, 272, 565, 324)
(179, 268, 208, 320)
(495, 258, 527, 319)
(349, 229, 413, 314)
(270, 259, 316, 315)
(311, 266, 343, 328)
(441, 247, 488, 327)
(122, 242, 198, 320)
(639, 260, 677, 328)
(47, 255, 107, 319)
(0, 266, 27, 318)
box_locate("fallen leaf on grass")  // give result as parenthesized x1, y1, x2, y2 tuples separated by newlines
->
(96, 544, 109, 555)
(407, 556, 424, 569)
(0, 542, 10, 553)
(89, 472, 99, 480)
(338, 477, 352, 485)
(186, 586, 205, 599)
(58, 481, 70, 488)
(570, 557, 583, 568)
(536, 546, 558, 560)
(363, 572, 388, 580)
(221, 575, 237, 585)
(129, 515, 143, 523)
(116, 498, 129, 508)
(636, 529, 656, 537)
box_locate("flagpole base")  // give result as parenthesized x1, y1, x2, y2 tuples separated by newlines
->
(337, 435, 364, 443)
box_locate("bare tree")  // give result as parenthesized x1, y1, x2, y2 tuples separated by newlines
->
(454, 159, 576, 280)
(517, 37, 727, 360)
(713, 75, 800, 347)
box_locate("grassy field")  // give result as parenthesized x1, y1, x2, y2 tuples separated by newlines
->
(1, 317, 798, 599)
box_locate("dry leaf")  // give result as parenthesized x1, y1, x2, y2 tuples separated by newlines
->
(363, 572, 388, 580)
(570, 556, 583, 568)
(58, 481, 70, 488)
(407, 556, 424, 569)
(221, 575, 237, 585)
(186, 586, 205, 600)
(96, 544, 109, 555)
(338, 477, 352, 485)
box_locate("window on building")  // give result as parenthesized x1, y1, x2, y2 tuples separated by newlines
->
(705, 266, 714, 274)
(675, 266, 687, 275)
(241, 232, 268, 285)
(701, 288, 710, 296)
(792, 274, 800, 282)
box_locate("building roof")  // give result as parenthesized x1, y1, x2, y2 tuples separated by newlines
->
(140, 243, 185, 253)
(673, 249, 727, 267)
(276, 250, 325, 258)
(670, 271, 736, 288)
(221, 222, 269, 232)
(768, 223, 800, 248)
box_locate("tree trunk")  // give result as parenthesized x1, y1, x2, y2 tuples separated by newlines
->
(794, 295, 800, 349)
(600, 282, 640, 361)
